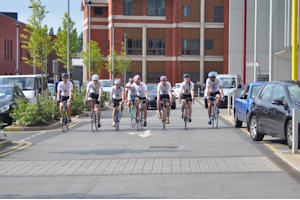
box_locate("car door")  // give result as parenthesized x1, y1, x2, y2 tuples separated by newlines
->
(235, 84, 248, 121)
(255, 83, 275, 134)
(268, 84, 289, 137)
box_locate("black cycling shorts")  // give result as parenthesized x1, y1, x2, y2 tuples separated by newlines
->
(135, 96, 147, 103)
(209, 91, 221, 97)
(112, 99, 122, 108)
(60, 96, 70, 103)
(89, 93, 100, 104)
(160, 94, 170, 103)
(181, 94, 192, 102)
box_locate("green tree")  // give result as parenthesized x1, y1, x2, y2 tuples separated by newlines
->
(77, 32, 83, 52)
(21, 0, 52, 72)
(81, 40, 104, 75)
(105, 43, 131, 77)
(49, 27, 54, 36)
(53, 13, 79, 70)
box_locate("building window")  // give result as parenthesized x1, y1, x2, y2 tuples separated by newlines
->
(94, 7, 103, 15)
(182, 39, 200, 55)
(205, 39, 213, 50)
(126, 39, 142, 55)
(147, 0, 165, 16)
(147, 72, 164, 83)
(214, 6, 223, 22)
(182, 5, 191, 17)
(124, 0, 132, 15)
(147, 39, 165, 55)
(20, 44, 22, 62)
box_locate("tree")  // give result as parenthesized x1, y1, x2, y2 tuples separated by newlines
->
(21, 0, 52, 72)
(81, 40, 105, 75)
(105, 43, 132, 78)
(49, 27, 54, 36)
(77, 32, 83, 52)
(53, 13, 79, 70)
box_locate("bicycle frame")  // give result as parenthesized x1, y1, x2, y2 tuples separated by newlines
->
(89, 99, 98, 132)
(210, 97, 219, 129)
(136, 99, 145, 131)
(161, 98, 169, 130)
(61, 100, 68, 133)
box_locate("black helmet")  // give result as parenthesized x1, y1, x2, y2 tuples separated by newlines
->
(183, 73, 190, 78)
(61, 73, 69, 78)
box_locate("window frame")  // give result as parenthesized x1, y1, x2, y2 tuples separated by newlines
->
(123, 0, 133, 16)
(94, 7, 103, 15)
(182, 5, 191, 17)
(147, 0, 165, 16)
(214, 6, 224, 22)
(205, 39, 214, 50)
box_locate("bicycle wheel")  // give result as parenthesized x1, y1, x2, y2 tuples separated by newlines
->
(184, 107, 188, 130)
(140, 108, 144, 130)
(115, 110, 120, 131)
(94, 112, 98, 132)
(91, 111, 96, 132)
(62, 110, 68, 133)
(162, 108, 166, 130)
(214, 107, 219, 129)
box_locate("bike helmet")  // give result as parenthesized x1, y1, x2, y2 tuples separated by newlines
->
(160, 75, 167, 81)
(61, 73, 69, 79)
(92, 74, 99, 81)
(183, 73, 190, 79)
(114, 79, 121, 85)
(208, 71, 217, 78)
(134, 75, 141, 82)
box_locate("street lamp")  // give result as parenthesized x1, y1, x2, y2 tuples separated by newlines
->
(123, 32, 127, 85)
(67, 0, 70, 78)
(88, 0, 91, 81)
(16, 22, 20, 75)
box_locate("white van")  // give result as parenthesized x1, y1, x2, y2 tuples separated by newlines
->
(204, 74, 241, 108)
(0, 74, 47, 102)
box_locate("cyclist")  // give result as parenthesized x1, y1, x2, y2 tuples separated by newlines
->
(125, 78, 136, 113)
(179, 73, 194, 122)
(57, 73, 73, 123)
(132, 75, 148, 127)
(110, 79, 124, 127)
(84, 74, 103, 128)
(157, 75, 173, 124)
(206, 71, 224, 125)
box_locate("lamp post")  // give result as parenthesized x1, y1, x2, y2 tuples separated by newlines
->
(123, 32, 127, 85)
(88, 0, 91, 81)
(16, 22, 19, 75)
(67, 0, 70, 77)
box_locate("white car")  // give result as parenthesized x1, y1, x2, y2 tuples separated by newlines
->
(172, 83, 181, 98)
(100, 79, 113, 93)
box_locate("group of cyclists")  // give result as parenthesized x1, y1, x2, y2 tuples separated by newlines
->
(56, 70, 224, 129)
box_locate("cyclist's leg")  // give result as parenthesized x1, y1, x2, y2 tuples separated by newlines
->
(166, 100, 171, 118)
(112, 99, 117, 124)
(188, 99, 192, 119)
(208, 96, 213, 118)
(216, 93, 221, 107)
(181, 97, 186, 114)
(67, 100, 72, 120)
(135, 99, 139, 118)
(143, 100, 147, 124)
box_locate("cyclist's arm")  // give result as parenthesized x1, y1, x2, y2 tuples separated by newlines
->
(69, 89, 73, 101)
(168, 90, 173, 102)
(219, 85, 224, 97)
(99, 88, 103, 101)
(157, 89, 160, 102)
(125, 89, 128, 101)
(145, 90, 148, 101)
(57, 89, 61, 102)
(207, 85, 211, 97)
(85, 88, 90, 100)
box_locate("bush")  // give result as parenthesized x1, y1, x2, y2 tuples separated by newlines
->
(10, 97, 60, 127)
(71, 92, 89, 116)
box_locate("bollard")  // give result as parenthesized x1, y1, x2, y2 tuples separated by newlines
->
(292, 108, 299, 153)
(228, 93, 232, 116)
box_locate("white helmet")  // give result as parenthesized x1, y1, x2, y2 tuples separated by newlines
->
(92, 74, 99, 81)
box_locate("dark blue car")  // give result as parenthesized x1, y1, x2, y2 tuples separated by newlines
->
(234, 82, 265, 128)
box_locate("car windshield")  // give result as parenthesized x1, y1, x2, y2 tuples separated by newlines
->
(288, 85, 300, 104)
(147, 85, 157, 94)
(0, 87, 12, 100)
(176, 84, 180, 88)
(0, 77, 34, 90)
(220, 77, 236, 89)
(102, 80, 112, 87)
(250, 85, 263, 99)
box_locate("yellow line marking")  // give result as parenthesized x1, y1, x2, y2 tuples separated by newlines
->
(220, 114, 280, 152)
(0, 141, 32, 158)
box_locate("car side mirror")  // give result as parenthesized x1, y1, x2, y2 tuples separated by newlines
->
(240, 94, 247, 99)
(272, 98, 284, 105)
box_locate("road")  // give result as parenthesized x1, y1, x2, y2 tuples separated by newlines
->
(0, 101, 299, 198)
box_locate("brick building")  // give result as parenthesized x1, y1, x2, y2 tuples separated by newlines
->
(0, 12, 66, 81)
(81, 0, 229, 84)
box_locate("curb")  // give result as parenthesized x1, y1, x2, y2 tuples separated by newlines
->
(3, 121, 62, 132)
(0, 139, 12, 148)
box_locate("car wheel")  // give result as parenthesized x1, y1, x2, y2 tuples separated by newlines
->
(249, 115, 264, 141)
(286, 120, 293, 149)
(234, 111, 242, 128)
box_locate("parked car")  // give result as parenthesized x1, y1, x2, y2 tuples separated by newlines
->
(172, 83, 181, 99)
(147, 84, 176, 110)
(0, 85, 27, 125)
(204, 74, 241, 108)
(100, 79, 113, 93)
(234, 82, 265, 128)
(247, 81, 300, 149)
(0, 74, 47, 102)
(47, 83, 55, 96)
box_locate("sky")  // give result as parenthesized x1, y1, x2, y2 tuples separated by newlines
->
(1, 0, 84, 34)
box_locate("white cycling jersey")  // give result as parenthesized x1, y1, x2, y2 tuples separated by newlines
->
(111, 86, 124, 100)
(157, 81, 172, 95)
(58, 81, 73, 97)
(180, 81, 194, 95)
(87, 81, 102, 94)
(132, 82, 147, 98)
(206, 78, 222, 93)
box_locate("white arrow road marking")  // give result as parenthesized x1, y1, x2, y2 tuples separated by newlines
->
(127, 130, 153, 138)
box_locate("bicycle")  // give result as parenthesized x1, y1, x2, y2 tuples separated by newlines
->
(89, 99, 99, 132)
(161, 98, 169, 130)
(129, 101, 136, 128)
(61, 100, 69, 133)
(209, 96, 219, 129)
(136, 99, 146, 131)
(114, 102, 122, 131)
